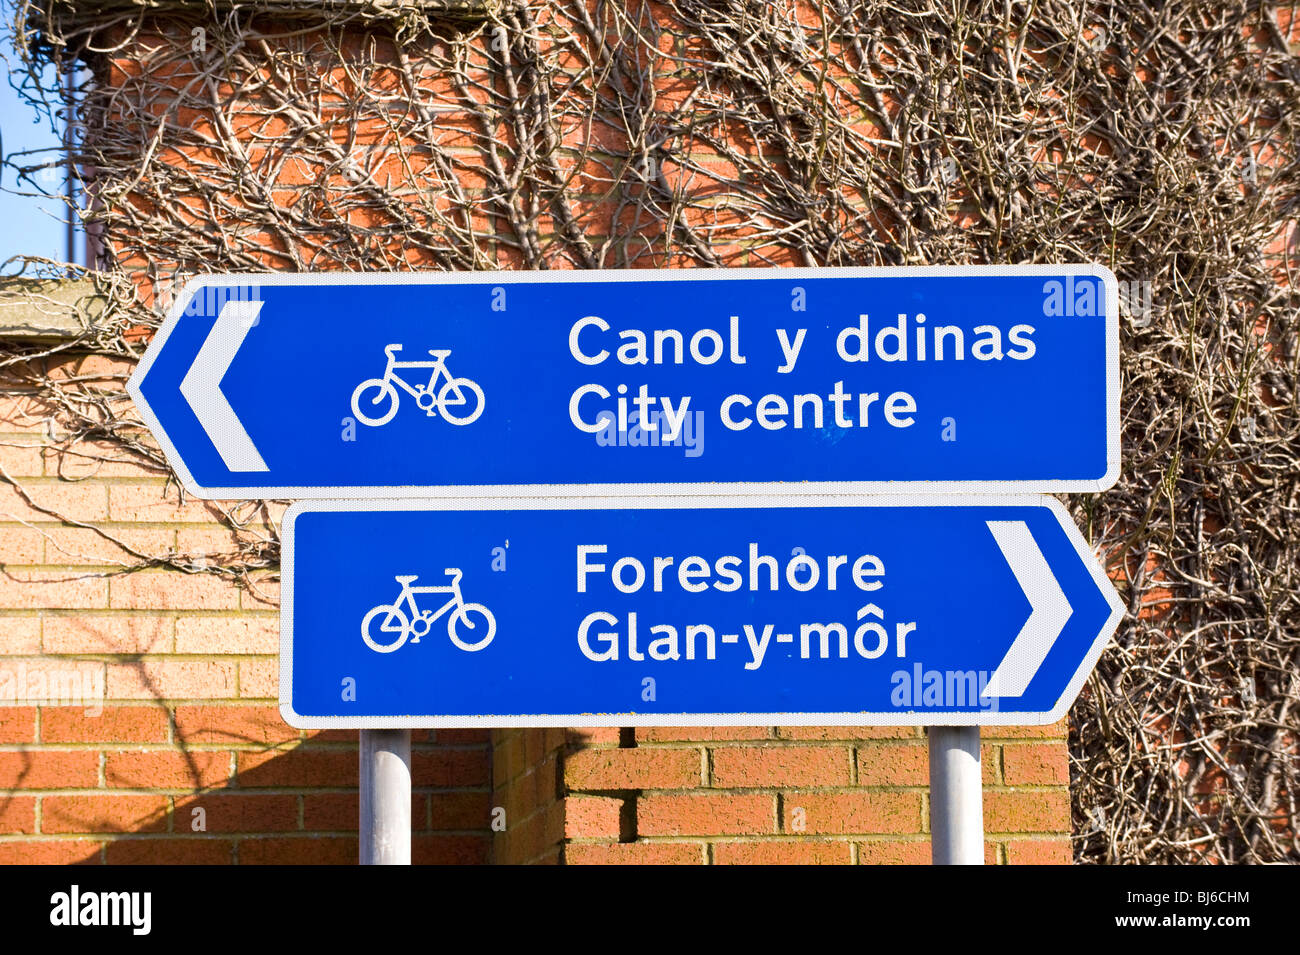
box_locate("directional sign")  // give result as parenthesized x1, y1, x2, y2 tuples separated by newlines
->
(279, 497, 1124, 728)
(130, 267, 1120, 498)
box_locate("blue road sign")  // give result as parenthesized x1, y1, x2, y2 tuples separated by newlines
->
(129, 267, 1119, 498)
(279, 497, 1124, 728)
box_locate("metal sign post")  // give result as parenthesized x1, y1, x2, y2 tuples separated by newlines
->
(928, 726, 985, 864)
(359, 728, 411, 865)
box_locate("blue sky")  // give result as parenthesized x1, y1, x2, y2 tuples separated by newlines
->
(0, 0, 76, 271)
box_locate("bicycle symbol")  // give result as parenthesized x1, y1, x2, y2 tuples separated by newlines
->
(361, 569, 496, 654)
(350, 344, 485, 427)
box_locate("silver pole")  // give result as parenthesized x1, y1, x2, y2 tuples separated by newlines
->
(928, 726, 984, 865)
(360, 728, 411, 865)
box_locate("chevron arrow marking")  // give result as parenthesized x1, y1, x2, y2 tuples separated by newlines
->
(983, 520, 1074, 698)
(179, 300, 269, 472)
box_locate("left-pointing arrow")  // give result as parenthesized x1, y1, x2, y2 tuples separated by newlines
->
(179, 300, 269, 472)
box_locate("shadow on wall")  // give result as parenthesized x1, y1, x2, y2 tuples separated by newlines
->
(0, 706, 494, 865)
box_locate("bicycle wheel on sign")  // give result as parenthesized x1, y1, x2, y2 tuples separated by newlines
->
(436, 377, 485, 426)
(361, 604, 410, 652)
(448, 604, 495, 651)
(351, 379, 400, 427)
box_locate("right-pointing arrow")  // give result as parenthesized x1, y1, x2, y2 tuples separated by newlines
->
(984, 520, 1074, 698)
(179, 300, 269, 472)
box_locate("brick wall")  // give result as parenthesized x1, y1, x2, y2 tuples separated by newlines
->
(490, 729, 565, 863)
(558, 724, 1070, 865)
(0, 365, 492, 862)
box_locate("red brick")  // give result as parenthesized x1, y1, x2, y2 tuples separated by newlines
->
(106, 659, 238, 700)
(172, 705, 298, 745)
(174, 524, 276, 555)
(981, 743, 1001, 785)
(984, 790, 1071, 833)
(45, 354, 136, 382)
(0, 614, 41, 652)
(855, 840, 932, 864)
(429, 791, 492, 830)
(636, 726, 771, 742)
(42, 794, 169, 833)
(107, 485, 226, 523)
(1002, 743, 1070, 785)
(1005, 837, 1074, 865)
(174, 616, 277, 654)
(238, 835, 356, 864)
(776, 725, 919, 740)
(430, 728, 490, 745)
(42, 615, 173, 654)
(110, 572, 241, 610)
(638, 793, 775, 836)
(0, 839, 102, 864)
(0, 706, 37, 743)
(106, 749, 231, 788)
(493, 732, 526, 784)
(567, 726, 623, 745)
(301, 793, 362, 831)
(0, 444, 44, 477)
(714, 840, 852, 864)
(0, 395, 50, 433)
(41, 705, 169, 743)
(413, 833, 490, 864)
(237, 747, 357, 787)
(856, 743, 929, 786)
(711, 745, 850, 788)
(238, 658, 277, 698)
(42, 527, 173, 566)
(0, 482, 108, 524)
(241, 574, 279, 609)
(564, 795, 624, 838)
(0, 796, 36, 833)
(42, 441, 163, 480)
(493, 809, 550, 864)
(302, 792, 429, 831)
(0, 750, 99, 788)
(783, 792, 921, 834)
(105, 838, 233, 864)
(0, 659, 103, 706)
(0, 527, 43, 564)
(565, 841, 704, 865)
(0, 571, 108, 609)
(565, 747, 700, 790)
(307, 728, 363, 744)
(174, 793, 298, 832)
(412, 748, 490, 787)
(985, 720, 1069, 739)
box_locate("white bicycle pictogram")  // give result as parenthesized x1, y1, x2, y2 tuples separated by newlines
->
(350, 344, 485, 427)
(361, 570, 496, 653)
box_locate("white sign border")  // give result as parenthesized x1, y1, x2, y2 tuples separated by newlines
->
(278, 494, 1125, 729)
(129, 265, 1122, 499)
